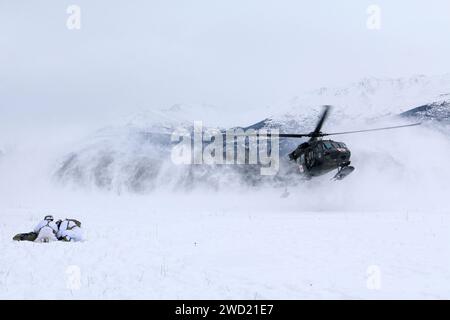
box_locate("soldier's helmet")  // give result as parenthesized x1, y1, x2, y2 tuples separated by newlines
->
(44, 215, 54, 221)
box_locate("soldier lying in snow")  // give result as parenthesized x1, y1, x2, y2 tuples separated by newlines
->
(13, 215, 84, 242)
(56, 218, 83, 242)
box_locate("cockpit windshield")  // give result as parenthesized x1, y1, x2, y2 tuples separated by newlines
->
(332, 142, 341, 149)
(323, 141, 346, 150)
(323, 141, 333, 150)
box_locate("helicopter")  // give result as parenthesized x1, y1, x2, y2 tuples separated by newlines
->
(144, 105, 421, 181)
(252, 105, 421, 180)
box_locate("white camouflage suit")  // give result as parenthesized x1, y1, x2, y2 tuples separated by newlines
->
(33, 219, 59, 242)
(56, 219, 84, 242)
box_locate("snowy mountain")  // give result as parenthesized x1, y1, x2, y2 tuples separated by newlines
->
(281, 74, 450, 120)
(115, 74, 450, 135)
(400, 99, 450, 122)
(53, 74, 450, 193)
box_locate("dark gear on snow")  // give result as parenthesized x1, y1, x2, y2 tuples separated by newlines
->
(60, 235, 72, 242)
(66, 219, 82, 229)
(13, 232, 38, 242)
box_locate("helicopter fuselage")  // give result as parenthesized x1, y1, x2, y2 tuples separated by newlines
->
(273, 105, 419, 180)
(289, 139, 351, 177)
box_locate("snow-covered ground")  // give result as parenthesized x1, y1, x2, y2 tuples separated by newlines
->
(1, 126, 450, 299)
(1, 190, 450, 299)
(1, 74, 450, 299)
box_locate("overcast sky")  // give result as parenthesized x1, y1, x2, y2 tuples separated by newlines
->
(1, 0, 450, 127)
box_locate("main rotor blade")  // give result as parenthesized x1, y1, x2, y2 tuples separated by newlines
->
(232, 132, 311, 138)
(273, 133, 311, 138)
(237, 122, 421, 139)
(312, 105, 331, 135)
(322, 122, 421, 136)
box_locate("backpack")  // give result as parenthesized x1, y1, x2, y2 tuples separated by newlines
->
(63, 219, 82, 230)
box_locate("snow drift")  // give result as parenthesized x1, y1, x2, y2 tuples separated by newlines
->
(49, 74, 450, 214)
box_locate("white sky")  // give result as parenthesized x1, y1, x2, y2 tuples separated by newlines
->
(1, 0, 450, 127)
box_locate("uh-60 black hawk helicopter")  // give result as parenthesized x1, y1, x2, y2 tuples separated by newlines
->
(252, 105, 421, 180)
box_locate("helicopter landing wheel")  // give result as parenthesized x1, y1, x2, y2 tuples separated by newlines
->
(333, 165, 355, 180)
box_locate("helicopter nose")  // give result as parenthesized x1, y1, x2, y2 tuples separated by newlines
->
(329, 150, 350, 161)
(340, 150, 351, 161)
